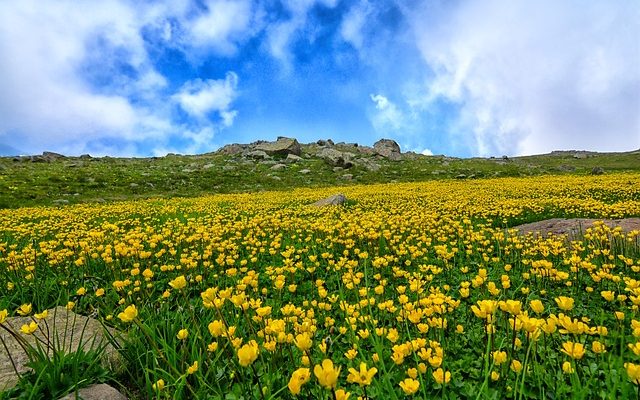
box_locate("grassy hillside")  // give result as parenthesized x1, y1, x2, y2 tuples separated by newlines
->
(0, 142, 638, 209)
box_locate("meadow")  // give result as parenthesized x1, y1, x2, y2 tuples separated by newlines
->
(1, 173, 640, 399)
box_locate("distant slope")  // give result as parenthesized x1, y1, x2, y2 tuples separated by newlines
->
(0, 137, 639, 209)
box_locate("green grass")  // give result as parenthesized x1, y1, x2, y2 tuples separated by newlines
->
(0, 147, 638, 208)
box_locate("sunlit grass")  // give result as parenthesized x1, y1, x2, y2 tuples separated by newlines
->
(1, 173, 640, 399)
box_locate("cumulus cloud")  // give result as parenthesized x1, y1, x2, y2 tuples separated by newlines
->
(370, 94, 405, 132)
(0, 0, 247, 156)
(404, 0, 640, 156)
(173, 73, 239, 124)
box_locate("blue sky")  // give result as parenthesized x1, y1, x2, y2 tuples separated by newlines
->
(0, 0, 638, 157)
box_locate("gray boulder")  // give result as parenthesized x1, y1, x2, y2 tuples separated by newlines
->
(216, 143, 245, 155)
(42, 151, 66, 162)
(373, 139, 402, 160)
(246, 150, 271, 160)
(284, 154, 303, 163)
(356, 158, 381, 171)
(270, 163, 286, 171)
(254, 137, 301, 156)
(318, 148, 353, 168)
(313, 193, 347, 207)
(591, 166, 605, 175)
(58, 384, 127, 400)
(0, 307, 123, 391)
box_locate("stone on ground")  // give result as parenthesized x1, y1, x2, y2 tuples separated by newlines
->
(313, 194, 347, 207)
(0, 307, 122, 391)
(58, 383, 127, 400)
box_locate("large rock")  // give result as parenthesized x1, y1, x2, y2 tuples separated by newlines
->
(373, 139, 402, 161)
(284, 154, 303, 164)
(246, 150, 271, 160)
(318, 148, 353, 169)
(58, 383, 127, 400)
(313, 194, 347, 207)
(216, 143, 245, 155)
(42, 151, 66, 162)
(513, 218, 640, 239)
(254, 137, 301, 156)
(0, 307, 123, 391)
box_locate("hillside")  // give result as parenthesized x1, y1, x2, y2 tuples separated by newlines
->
(0, 137, 638, 208)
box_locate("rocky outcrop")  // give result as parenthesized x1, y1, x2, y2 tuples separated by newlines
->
(373, 139, 402, 160)
(318, 148, 353, 168)
(254, 137, 302, 156)
(216, 143, 246, 155)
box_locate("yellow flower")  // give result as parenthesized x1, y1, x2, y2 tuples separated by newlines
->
(347, 362, 377, 386)
(187, 361, 198, 375)
(625, 362, 640, 384)
(432, 368, 451, 385)
(76, 287, 86, 296)
(152, 379, 165, 390)
(510, 360, 522, 373)
(491, 371, 500, 381)
(561, 342, 585, 360)
(95, 288, 105, 297)
(208, 342, 219, 352)
(0, 309, 7, 324)
(399, 378, 420, 395)
(34, 310, 48, 320)
(456, 324, 464, 334)
(169, 275, 187, 290)
(208, 320, 225, 337)
(177, 328, 189, 340)
(601, 291, 615, 302)
(335, 389, 351, 400)
(288, 367, 311, 395)
(615, 311, 625, 321)
(17, 303, 32, 316)
(118, 304, 138, 323)
(471, 300, 498, 319)
(20, 321, 38, 335)
(314, 359, 341, 389)
(492, 350, 507, 365)
(294, 332, 313, 351)
(592, 341, 606, 354)
(66, 301, 75, 311)
(554, 296, 574, 311)
(529, 299, 544, 314)
(345, 348, 358, 360)
(237, 340, 259, 367)
(628, 342, 640, 356)
(562, 361, 574, 374)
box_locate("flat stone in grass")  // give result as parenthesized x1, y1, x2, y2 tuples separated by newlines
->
(313, 194, 347, 207)
(58, 383, 127, 400)
(513, 218, 640, 239)
(0, 307, 123, 392)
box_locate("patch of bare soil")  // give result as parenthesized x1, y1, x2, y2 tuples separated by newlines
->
(513, 218, 640, 239)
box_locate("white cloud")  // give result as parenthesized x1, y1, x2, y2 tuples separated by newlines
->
(369, 94, 405, 132)
(187, 0, 258, 55)
(405, 0, 640, 156)
(0, 0, 248, 156)
(173, 73, 239, 123)
(339, 0, 373, 50)
(420, 148, 433, 156)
